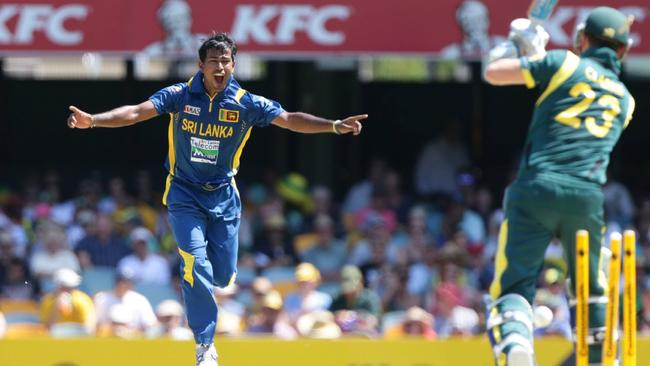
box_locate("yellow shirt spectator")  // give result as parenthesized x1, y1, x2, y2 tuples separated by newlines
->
(40, 269, 96, 333)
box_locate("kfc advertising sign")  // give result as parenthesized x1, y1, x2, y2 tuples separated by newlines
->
(0, 0, 647, 58)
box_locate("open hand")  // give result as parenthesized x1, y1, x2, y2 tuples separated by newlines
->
(67, 106, 93, 129)
(335, 114, 368, 136)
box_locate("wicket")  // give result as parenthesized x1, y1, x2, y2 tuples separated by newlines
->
(575, 229, 637, 366)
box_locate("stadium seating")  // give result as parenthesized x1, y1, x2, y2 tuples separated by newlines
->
(135, 283, 180, 309)
(49, 323, 91, 338)
(80, 267, 116, 296)
(380, 310, 406, 332)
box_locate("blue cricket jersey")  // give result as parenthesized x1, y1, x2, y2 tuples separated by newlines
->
(149, 71, 285, 201)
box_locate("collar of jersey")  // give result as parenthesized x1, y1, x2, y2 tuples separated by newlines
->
(188, 71, 239, 97)
(582, 47, 621, 75)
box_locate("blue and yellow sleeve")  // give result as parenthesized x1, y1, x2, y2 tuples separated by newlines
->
(148, 83, 187, 114)
(244, 92, 285, 127)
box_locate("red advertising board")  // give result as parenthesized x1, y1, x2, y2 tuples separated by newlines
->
(0, 0, 647, 57)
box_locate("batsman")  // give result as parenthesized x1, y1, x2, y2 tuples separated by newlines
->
(483, 6, 635, 366)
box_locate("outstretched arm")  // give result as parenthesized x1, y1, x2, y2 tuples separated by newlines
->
(271, 112, 368, 135)
(67, 100, 159, 129)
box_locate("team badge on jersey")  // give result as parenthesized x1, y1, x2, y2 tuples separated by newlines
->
(218, 109, 239, 123)
(184, 105, 201, 116)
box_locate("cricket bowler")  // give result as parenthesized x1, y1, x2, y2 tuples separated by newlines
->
(67, 33, 368, 366)
(483, 7, 635, 366)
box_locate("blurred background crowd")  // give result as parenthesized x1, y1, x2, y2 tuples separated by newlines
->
(1, 144, 650, 341)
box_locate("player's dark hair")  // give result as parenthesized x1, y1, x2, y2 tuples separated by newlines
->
(584, 32, 625, 52)
(199, 32, 237, 62)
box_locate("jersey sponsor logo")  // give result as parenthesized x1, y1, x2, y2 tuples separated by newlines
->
(218, 109, 239, 123)
(190, 137, 219, 165)
(184, 105, 201, 116)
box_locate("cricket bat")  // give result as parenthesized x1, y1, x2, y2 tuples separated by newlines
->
(527, 0, 558, 24)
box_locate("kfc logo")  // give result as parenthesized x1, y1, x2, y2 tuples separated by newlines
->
(232, 4, 351, 46)
(0, 4, 89, 45)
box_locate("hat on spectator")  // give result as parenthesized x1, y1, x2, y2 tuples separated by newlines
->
(340, 265, 363, 293)
(53, 268, 81, 288)
(130, 227, 153, 244)
(252, 276, 273, 295)
(450, 306, 479, 334)
(262, 290, 283, 310)
(296, 310, 342, 339)
(403, 306, 434, 327)
(156, 300, 184, 318)
(295, 262, 321, 283)
(116, 267, 136, 283)
(276, 172, 314, 211)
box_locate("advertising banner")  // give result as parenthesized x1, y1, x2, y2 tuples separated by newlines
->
(0, 0, 647, 57)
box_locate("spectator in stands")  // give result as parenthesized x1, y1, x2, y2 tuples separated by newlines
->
(246, 276, 274, 316)
(384, 306, 436, 340)
(98, 177, 132, 215)
(330, 265, 381, 320)
(0, 196, 28, 258)
(117, 227, 170, 285)
(214, 284, 244, 336)
(147, 299, 193, 340)
(39, 268, 96, 334)
(603, 176, 635, 230)
(303, 185, 339, 233)
(98, 303, 142, 339)
(342, 159, 389, 218)
(76, 213, 131, 269)
(94, 268, 157, 334)
(1, 257, 38, 300)
(296, 310, 342, 339)
(299, 215, 347, 281)
(427, 193, 485, 248)
(66, 209, 97, 249)
(252, 213, 296, 268)
(275, 172, 314, 233)
(284, 263, 332, 321)
(384, 170, 413, 225)
(30, 223, 80, 284)
(247, 290, 297, 339)
(414, 120, 470, 198)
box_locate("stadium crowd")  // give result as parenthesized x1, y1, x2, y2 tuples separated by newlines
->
(1, 156, 649, 340)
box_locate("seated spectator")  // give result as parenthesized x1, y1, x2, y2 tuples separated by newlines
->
(384, 306, 436, 340)
(97, 303, 142, 339)
(284, 263, 332, 321)
(330, 265, 381, 320)
(146, 299, 193, 340)
(94, 268, 157, 334)
(1, 257, 39, 300)
(39, 268, 96, 334)
(296, 310, 342, 339)
(247, 290, 297, 339)
(342, 159, 389, 219)
(30, 223, 80, 283)
(76, 214, 131, 269)
(117, 227, 170, 285)
(246, 276, 274, 316)
(214, 284, 245, 336)
(299, 215, 347, 281)
(252, 213, 296, 268)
